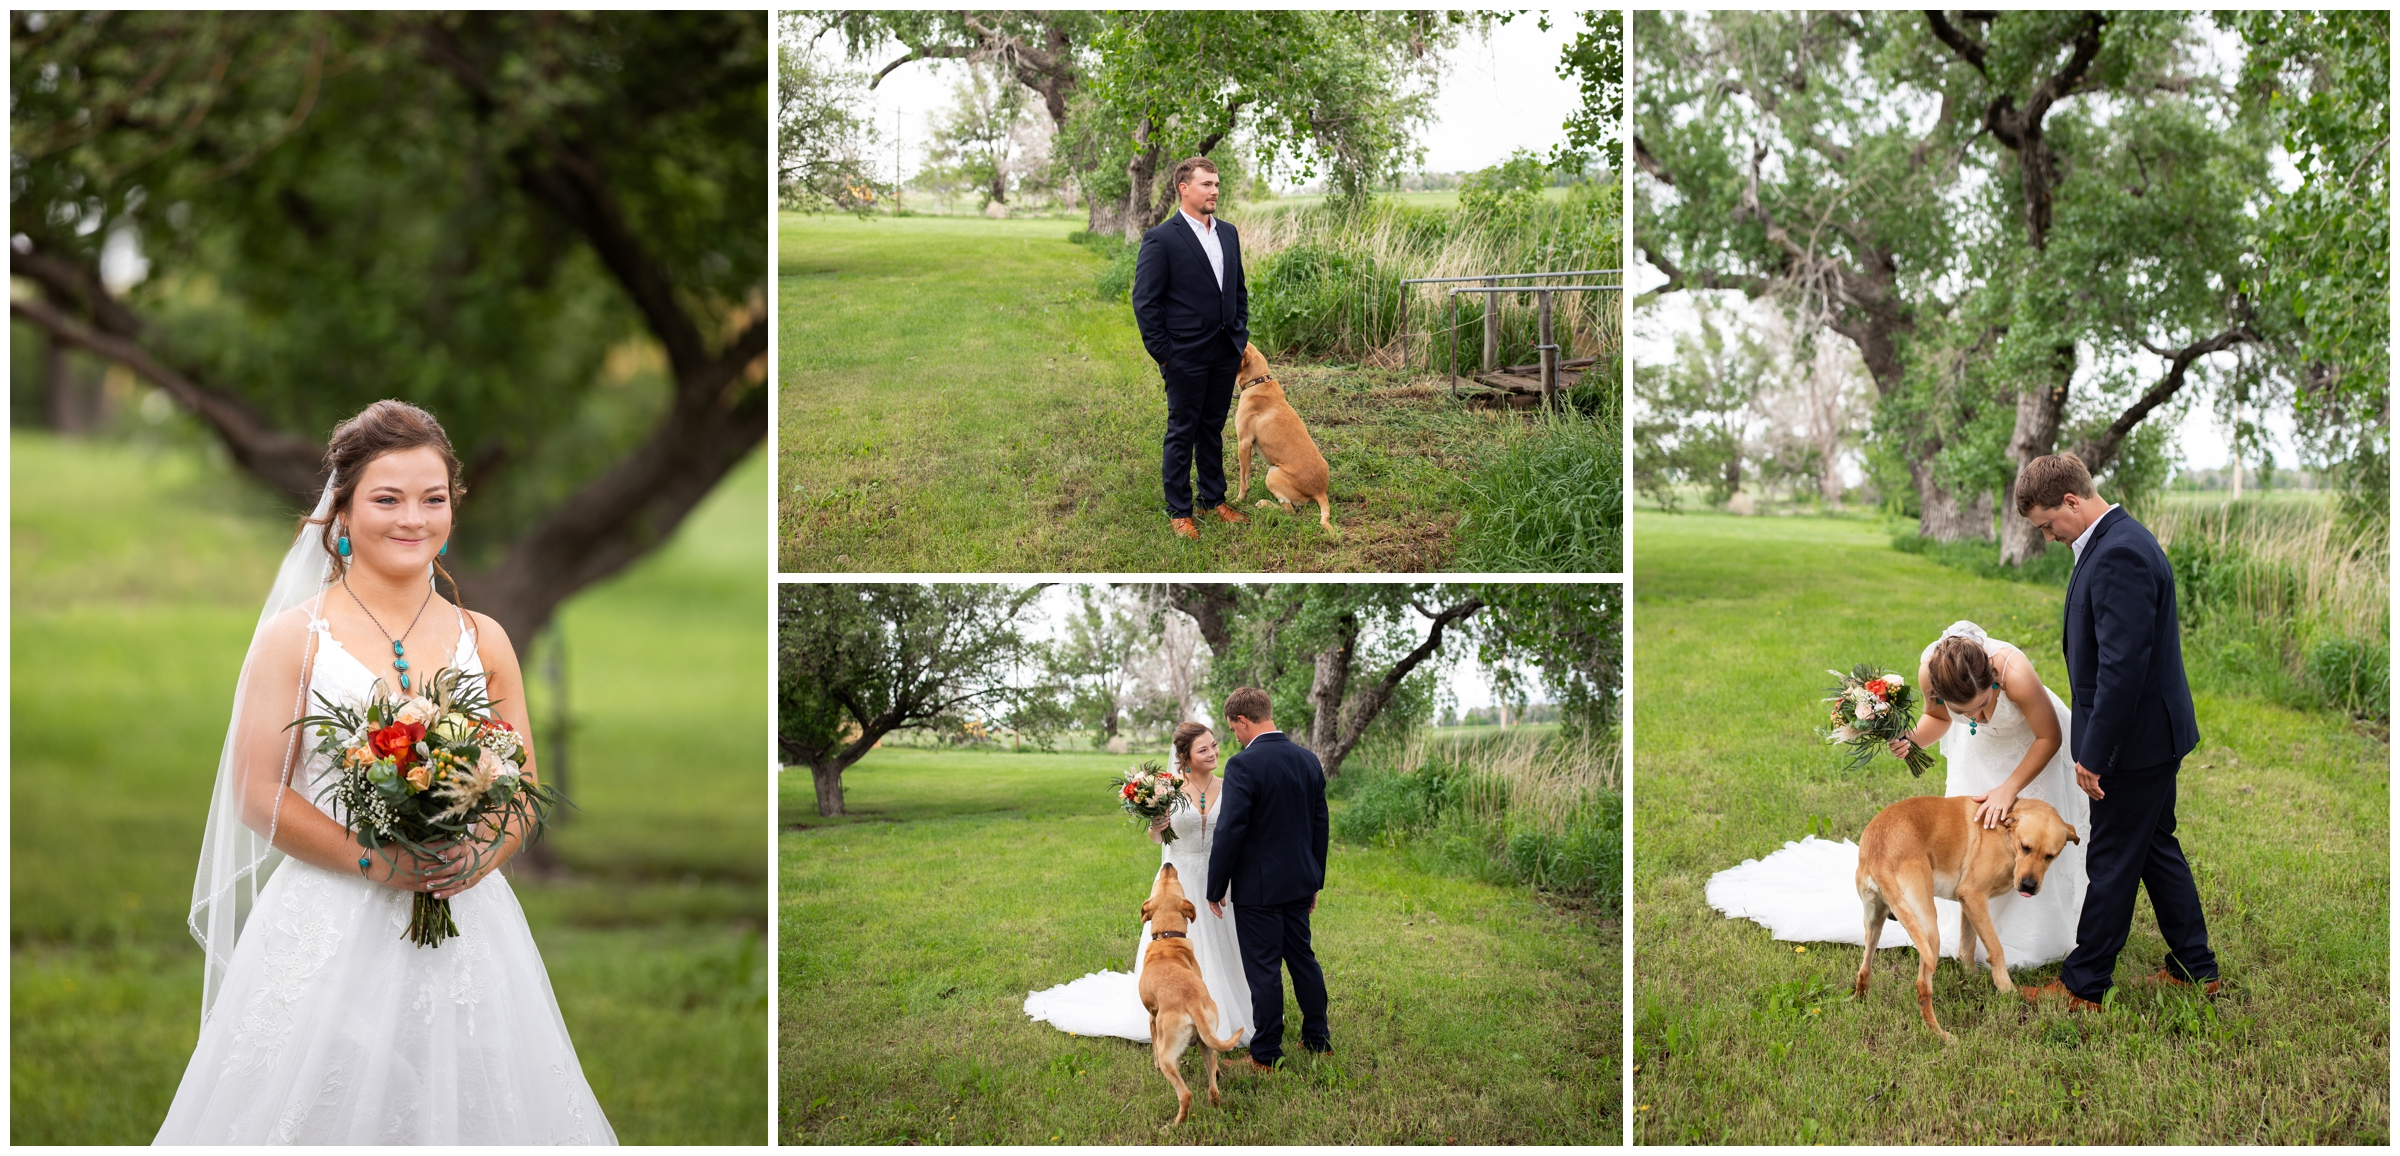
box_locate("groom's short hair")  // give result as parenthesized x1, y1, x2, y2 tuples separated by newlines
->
(2015, 453, 2099, 516)
(1171, 155, 1219, 194)
(1224, 686, 1272, 724)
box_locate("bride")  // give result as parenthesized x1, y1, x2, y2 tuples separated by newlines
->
(156, 401, 615, 1145)
(1708, 622, 2090, 969)
(1023, 722, 1255, 1047)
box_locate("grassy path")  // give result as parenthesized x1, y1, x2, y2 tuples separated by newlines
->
(776, 213, 1553, 573)
(1630, 511, 2388, 1144)
(780, 748, 1617, 1144)
(10, 434, 768, 1143)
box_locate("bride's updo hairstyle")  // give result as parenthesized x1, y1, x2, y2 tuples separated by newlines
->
(1172, 721, 1213, 770)
(307, 400, 467, 588)
(1925, 634, 1998, 706)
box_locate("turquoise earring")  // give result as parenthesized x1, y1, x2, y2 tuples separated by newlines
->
(439, 542, 447, 556)
(336, 534, 351, 558)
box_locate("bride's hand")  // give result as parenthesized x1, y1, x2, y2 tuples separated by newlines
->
(424, 840, 507, 899)
(1888, 735, 1917, 760)
(362, 846, 445, 893)
(1968, 787, 2016, 830)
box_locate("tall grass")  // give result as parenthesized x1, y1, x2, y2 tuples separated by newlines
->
(2149, 495, 2390, 718)
(1456, 386, 1623, 571)
(1241, 185, 1621, 373)
(1332, 731, 1621, 910)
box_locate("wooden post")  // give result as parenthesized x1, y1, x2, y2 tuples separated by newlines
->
(1448, 290, 1460, 396)
(1482, 277, 1499, 374)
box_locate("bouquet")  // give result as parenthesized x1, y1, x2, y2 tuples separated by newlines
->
(1823, 663, 1936, 776)
(294, 666, 565, 947)
(1112, 759, 1187, 844)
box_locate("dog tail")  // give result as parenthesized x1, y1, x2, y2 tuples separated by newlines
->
(1315, 492, 1334, 530)
(1194, 1003, 1241, 1053)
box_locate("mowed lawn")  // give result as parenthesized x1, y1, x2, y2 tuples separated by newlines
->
(10, 433, 769, 1144)
(780, 747, 1618, 1144)
(1631, 511, 2389, 1144)
(776, 213, 1550, 573)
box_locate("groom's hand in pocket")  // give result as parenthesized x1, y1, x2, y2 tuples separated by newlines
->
(2075, 763, 2105, 800)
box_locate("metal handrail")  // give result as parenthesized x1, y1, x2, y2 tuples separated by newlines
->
(1394, 272, 1623, 374)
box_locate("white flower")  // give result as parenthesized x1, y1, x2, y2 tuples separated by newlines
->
(1883, 673, 1905, 687)
(395, 697, 439, 727)
(434, 712, 473, 742)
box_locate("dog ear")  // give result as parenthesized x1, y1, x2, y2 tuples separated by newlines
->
(2065, 824, 2081, 846)
(1999, 813, 2020, 830)
(1140, 897, 1156, 923)
(1180, 900, 1197, 921)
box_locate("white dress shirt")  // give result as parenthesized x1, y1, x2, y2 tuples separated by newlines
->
(2068, 502, 2116, 563)
(1180, 208, 1225, 291)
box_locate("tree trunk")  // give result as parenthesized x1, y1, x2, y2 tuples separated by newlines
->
(1120, 116, 1163, 242)
(811, 760, 847, 817)
(44, 329, 87, 435)
(1998, 347, 2074, 565)
(1305, 614, 1359, 771)
(1912, 459, 1993, 542)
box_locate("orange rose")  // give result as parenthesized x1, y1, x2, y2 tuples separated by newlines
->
(370, 721, 426, 770)
(406, 763, 433, 792)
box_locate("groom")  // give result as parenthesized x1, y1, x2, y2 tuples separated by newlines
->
(1205, 687, 1332, 1070)
(2016, 453, 2219, 1010)
(1130, 155, 1250, 542)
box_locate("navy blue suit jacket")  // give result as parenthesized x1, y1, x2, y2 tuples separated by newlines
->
(2063, 506, 2200, 772)
(1130, 214, 1247, 367)
(1206, 731, 1329, 908)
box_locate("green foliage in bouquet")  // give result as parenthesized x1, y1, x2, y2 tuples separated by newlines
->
(293, 666, 569, 946)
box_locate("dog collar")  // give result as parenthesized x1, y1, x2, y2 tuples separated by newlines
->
(1152, 930, 1188, 940)
(1239, 374, 1276, 390)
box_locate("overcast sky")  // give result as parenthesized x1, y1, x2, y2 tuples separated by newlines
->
(829, 15, 1580, 191)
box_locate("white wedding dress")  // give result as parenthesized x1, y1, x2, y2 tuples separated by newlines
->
(1708, 624, 2091, 968)
(156, 609, 616, 1145)
(1023, 797, 1256, 1046)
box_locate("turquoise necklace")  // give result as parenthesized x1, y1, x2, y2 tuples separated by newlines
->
(344, 577, 435, 693)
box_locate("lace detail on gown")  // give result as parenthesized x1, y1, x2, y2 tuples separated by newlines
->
(1707, 629, 2091, 968)
(1024, 794, 1257, 1045)
(155, 608, 617, 1145)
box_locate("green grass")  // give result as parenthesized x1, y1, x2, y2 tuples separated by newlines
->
(1630, 510, 2389, 1144)
(10, 432, 768, 1144)
(776, 212, 1604, 572)
(780, 747, 1617, 1144)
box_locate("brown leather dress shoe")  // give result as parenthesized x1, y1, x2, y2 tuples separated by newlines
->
(1233, 1056, 1279, 1075)
(2141, 967, 2222, 996)
(1169, 517, 1200, 541)
(1210, 503, 1249, 524)
(2021, 978, 2103, 1012)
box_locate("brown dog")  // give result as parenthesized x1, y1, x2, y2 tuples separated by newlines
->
(1233, 343, 1334, 531)
(1136, 863, 1240, 1125)
(1852, 796, 2080, 1042)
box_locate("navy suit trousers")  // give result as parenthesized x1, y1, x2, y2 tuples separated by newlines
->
(1232, 897, 1329, 1063)
(2058, 758, 2217, 1000)
(1161, 355, 1236, 519)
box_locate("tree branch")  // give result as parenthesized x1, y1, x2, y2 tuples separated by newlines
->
(2075, 323, 2258, 473)
(1923, 10, 1988, 75)
(9, 274, 324, 499)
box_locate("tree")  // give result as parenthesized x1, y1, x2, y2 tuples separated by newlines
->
(2226, 11, 2390, 532)
(778, 15, 887, 213)
(778, 584, 1053, 817)
(1637, 12, 2276, 555)
(1549, 9, 1625, 174)
(1209, 584, 1482, 779)
(1633, 299, 1766, 511)
(921, 61, 1046, 209)
(10, 12, 768, 641)
(1049, 585, 1149, 748)
(1464, 585, 1622, 742)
